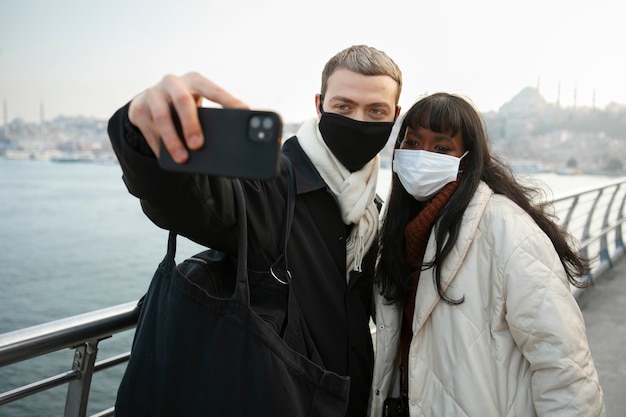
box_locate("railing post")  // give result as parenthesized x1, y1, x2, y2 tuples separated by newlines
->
(581, 189, 604, 263)
(600, 184, 620, 267)
(560, 195, 579, 230)
(64, 340, 99, 417)
(615, 184, 626, 255)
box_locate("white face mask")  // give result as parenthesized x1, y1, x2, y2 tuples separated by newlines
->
(393, 149, 467, 201)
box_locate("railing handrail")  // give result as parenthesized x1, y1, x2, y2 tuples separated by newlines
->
(550, 176, 626, 202)
(0, 301, 140, 368)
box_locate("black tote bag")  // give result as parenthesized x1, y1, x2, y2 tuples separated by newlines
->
(115, 178, 350, 417)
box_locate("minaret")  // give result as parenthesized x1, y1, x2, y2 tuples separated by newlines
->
(573, 85, 577, 109)
(536, 74, 541, 94)
(556, 81, 561, 108)
(592, 89, 596, 109)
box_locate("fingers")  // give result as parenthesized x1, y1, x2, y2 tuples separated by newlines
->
(155, 75, 200, 162)
(187, 72, 249, 110)
(127, 72, 248, 163)
(128, 77, 190, 161)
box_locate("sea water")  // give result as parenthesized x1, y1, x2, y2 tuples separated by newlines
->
(0, 159, 206, 416)
(0, 158, 618, 416)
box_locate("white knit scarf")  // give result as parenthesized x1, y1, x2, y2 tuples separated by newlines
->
(297, 118, 379, 282)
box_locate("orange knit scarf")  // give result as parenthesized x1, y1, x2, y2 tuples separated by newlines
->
(400, 178, 460, 390)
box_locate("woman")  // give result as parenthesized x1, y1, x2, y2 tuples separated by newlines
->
(369, 93, 605, 416)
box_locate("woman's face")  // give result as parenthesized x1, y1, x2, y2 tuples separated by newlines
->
(399, 125, 465, 157)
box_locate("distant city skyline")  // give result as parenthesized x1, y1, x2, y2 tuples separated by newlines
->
(3, 83, 619, 129)
(2, 0, 625, 123)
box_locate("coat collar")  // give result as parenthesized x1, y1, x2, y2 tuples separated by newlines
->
(412, 182, 493, 333)
(282, 136, 327, 195)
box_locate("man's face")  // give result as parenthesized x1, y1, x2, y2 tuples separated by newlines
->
(317, 68, 399, 122)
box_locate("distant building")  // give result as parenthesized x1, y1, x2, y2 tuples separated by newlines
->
(497, 87, 557, 143)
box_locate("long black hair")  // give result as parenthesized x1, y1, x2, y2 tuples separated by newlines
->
(376, 93, 590, 305)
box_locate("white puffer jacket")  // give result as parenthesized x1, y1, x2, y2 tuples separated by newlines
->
(369, 182, 605, 417)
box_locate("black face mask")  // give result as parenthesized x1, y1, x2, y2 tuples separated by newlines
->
(318, 110, 395, 172)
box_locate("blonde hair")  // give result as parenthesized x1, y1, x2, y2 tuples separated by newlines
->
(321, 45, 402, 104)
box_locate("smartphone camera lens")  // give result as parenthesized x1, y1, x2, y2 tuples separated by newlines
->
(250, 116, 262, 129)
(262, 117, 274, 129)
(248, 114, 276, 143)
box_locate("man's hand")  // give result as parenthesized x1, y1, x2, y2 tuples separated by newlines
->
(128, 72, 248, 162)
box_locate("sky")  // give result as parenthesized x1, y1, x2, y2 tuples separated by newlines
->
(1, 0, 625, 124)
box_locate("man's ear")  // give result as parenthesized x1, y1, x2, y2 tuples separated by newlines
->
(315, 94, 322, 118)
(395, 106, 401, 121)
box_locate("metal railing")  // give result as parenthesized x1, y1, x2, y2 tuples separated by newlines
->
(0, 302, 139, 417)
(1, 176, 625, 416)
(548, 176, 626, 296)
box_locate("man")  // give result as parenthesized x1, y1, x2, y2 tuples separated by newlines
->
(108, 44, 402, 416)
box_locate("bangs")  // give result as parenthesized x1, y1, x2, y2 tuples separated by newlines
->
(407, 97, 463, 137)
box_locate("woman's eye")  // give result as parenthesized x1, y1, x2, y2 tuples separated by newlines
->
(401, 139, 419, 148)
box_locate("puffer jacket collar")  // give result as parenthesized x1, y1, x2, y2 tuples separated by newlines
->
(411, 182, 492, 333)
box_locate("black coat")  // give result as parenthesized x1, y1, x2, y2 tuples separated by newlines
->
(108, 105, 378, 417)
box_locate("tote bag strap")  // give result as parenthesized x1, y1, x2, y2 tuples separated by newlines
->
(270, 156, 296, 284)
(164, 157, 294, 320)
(164, 177, 250, 323)
(227, 178, 250, 322)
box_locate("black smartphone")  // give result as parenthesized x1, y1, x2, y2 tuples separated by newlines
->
(158, 107, 282, 180)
